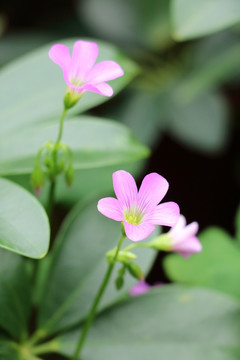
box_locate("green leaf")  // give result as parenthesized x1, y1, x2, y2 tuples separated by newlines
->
(0, 336, 45, 360)
(0, 178, 50, 258)
(54, 161, 145, 206)
(0, 117, 149, 176)
(173, 32, 240, 103)
(140, 0, 172, 50)
(5, 161, 145, 208)
(0, 337, 21, 360)
(37, 200, 156, 336)
(115, 91, 164, 147)
(0, 31, 53, 68)
(80, 0, 172, 50)
(164, 227, 240, 300)
(0, 249, 31, 339)
(168, 92, 229, 153)
(0, 38, 138, 135)
(57, 286, 240, 360)
(234, 204, 240, 245)
(171, 0, 240, 40)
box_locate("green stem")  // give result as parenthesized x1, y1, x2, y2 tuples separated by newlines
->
(27, 329, 47, 347)
(124, 242, 151, 252)
(47, 180, 56, 218)
(32, 339, 59, 355)
(72, 234, 126, 360)
(47, 107, 67, 217)
(56, 107, 67, 144)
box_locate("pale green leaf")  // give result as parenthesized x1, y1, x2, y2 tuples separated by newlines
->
(173, 32, 240, 102)
(0, 178, 49, 258)
(172, 0, 240, 40)
(235, 204, 240, 245)
(0, 249, 31, 339)
(5, 161, 145, 208)
(80, 0, 172, 50)
(168, 92, 229, 153)
(57, 286, 240, 360)
(0, 117, 149, 176)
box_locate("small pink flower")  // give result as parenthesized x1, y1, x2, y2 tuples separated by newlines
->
(129, 281, 150, 296)
(168, 215, 202, 257)
(97, 170, 180, 242)
(49, 40, 124, 97)
(129, 281, 163, 296)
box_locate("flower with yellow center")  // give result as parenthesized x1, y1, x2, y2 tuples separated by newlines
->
(97, 170, 180, 242)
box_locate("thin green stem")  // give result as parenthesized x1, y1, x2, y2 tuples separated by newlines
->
(72, 234, 126, 360)
(27, 329, 47, 347)
(46, 107, 67, 217)
(56, 107, 67, 144)
(32, 339, 59, 355)
(124, 242, 151, 252)
(47, 180, 56, 218)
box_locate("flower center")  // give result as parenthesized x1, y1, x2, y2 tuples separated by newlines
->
(124, 208, 143, 225)
(71, 77, 85, 86)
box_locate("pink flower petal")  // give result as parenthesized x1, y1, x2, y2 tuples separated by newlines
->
(97, 197, 123, 221)
(113, 170, 138, 209)
(129, 281, 163, 296)
(171, 220, 199, 243)
(49, 44, 71, 72)
(71, 40, 98, 79)
(87, 61, 124, 84)
(137, 173, 169, 211)
(183, 221, 199, 239)
(172, 215, 186, 232)
(129, 281, 150, 296)
(124, 221, 155, 242)
(82, 82, 114, 96)
(173, 236, 202, 257)
(63, 81, 113, 97)
(148, 202, 180, 226)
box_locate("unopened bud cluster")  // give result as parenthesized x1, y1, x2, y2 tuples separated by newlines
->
(31, 141, 74, 195)
(106, 248, 144, 290)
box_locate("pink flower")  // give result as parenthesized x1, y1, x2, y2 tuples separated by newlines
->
(129, 281, 163, 296)
(49, 40, 124, 97)
(97, 170, 180, 242)
(129, 281, 150, 296)
(168, 215, 202, 257)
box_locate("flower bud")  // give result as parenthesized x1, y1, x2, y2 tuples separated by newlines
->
(65, 165, 74, 188)
(57, 160, 65, 173)
(115, 276, 124, 290)
(127, 262, 144, 280)
(147, 234, 172, 251)
(115, 266, 126, 290)
(106, 249, 136, 264)
(31, 165, 45, 196)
